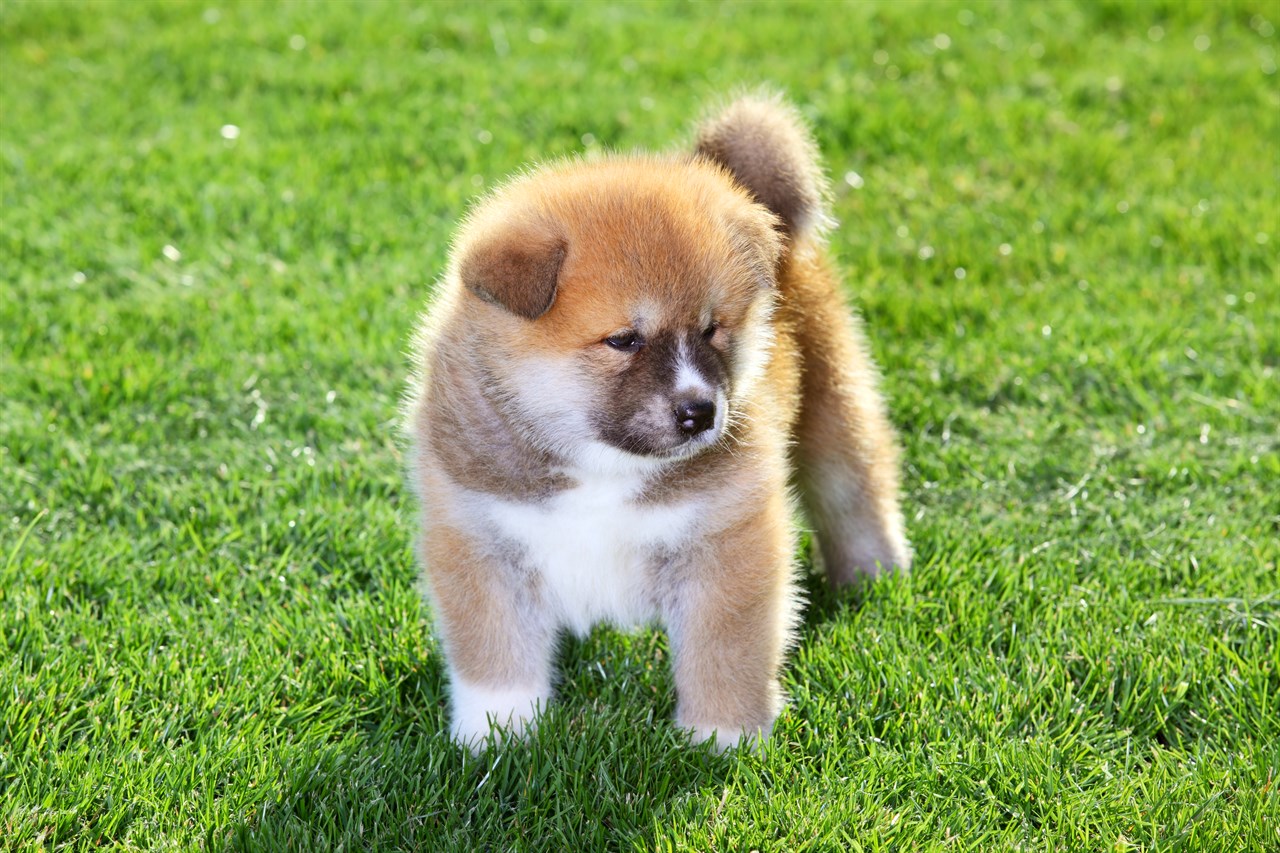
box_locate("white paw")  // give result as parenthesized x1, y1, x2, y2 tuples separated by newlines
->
(848, 535, 912, 575)
(819, 527, 913, 583)
(449, 672, 550, 752)
(686, 721, 771, 753)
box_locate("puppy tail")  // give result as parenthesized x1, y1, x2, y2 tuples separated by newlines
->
(694, 90, 831, 240)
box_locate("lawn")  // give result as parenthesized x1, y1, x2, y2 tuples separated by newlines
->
(1, 0, 1277, 850)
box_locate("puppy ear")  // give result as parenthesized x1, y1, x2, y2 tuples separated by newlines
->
(695, 90, 830, 240)
(458, 219, 566, 320)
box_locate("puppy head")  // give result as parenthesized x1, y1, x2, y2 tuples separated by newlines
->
(453, 157, 781, 470)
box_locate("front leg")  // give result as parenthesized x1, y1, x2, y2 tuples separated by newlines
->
(665, 493, 799, 750)
(421, 524, 556, 751)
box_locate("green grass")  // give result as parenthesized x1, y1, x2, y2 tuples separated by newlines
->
(2, 0, 1277, 849)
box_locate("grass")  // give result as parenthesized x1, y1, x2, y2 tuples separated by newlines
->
(1, 0, 1277, 849)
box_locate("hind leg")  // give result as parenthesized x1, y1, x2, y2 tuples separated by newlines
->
(784, 253, 911, 584)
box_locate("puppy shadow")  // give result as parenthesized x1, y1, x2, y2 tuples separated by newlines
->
(220, 629, 735, 851)
(221, 540, 903, 850)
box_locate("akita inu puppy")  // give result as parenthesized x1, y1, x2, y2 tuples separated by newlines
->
(406, 92, 910, 751)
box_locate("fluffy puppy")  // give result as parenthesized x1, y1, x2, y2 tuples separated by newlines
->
(406, 92, 910, 751)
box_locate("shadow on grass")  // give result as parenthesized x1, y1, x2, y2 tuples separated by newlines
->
(218, 631, 735, 851)
(219, 537, 896, 851)
(795, 530, 911, 632)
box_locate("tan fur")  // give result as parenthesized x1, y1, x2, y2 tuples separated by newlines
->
(777, 248, 911, 580)
(695, 90, 830, 238)
(669, 478, 796, 739)
(405, 94, 910, 751)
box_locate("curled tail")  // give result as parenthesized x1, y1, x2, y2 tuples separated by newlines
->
(699, 91, 912, 581)
(694, 90, 831, 240)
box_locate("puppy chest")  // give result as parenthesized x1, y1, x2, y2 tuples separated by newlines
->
(480, 483, 697, 632)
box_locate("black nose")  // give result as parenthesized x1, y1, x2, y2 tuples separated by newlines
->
(674, 399, 716, 436)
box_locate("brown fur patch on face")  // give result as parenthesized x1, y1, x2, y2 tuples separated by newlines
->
(587, 327, 731, 456)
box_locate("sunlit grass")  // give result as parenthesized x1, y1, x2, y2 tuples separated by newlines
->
(1, 1, 1277, 850)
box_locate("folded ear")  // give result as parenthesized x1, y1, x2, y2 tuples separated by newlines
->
(458, 218, 566, 320)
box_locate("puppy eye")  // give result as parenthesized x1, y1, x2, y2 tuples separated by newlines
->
(604, 331, 643, 353)
(702, 322, 719, 340)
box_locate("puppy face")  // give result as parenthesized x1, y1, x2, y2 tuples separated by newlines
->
(456, 159, 781, 469)
(588, 318, 729, 458)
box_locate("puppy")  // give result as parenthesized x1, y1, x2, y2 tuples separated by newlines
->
(405, 93, 910, 751)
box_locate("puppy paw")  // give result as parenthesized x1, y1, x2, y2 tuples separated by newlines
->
(682, 719, 774, 753)
(808, 514, 911, 581)
(851, 536, 913, 576)
(448, 674, 550, 753)
(821, 530, 913, 585)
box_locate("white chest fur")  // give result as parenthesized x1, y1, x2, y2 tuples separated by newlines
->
(474, 473, 697, 635)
